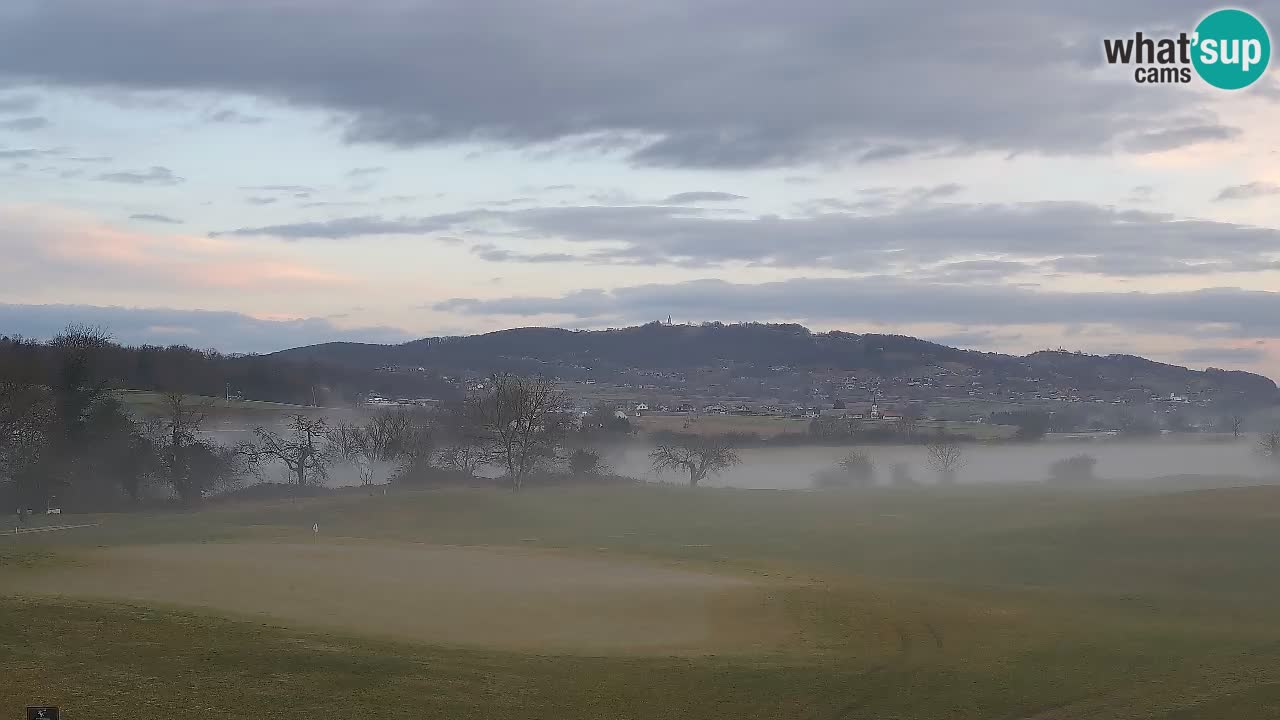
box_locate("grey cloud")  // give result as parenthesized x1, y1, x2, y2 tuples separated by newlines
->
(922, 259, 1037, 282)
(663, 191, 747, 204)
(1177, 346, 1267, 365)
(213, 201, 1280, 278)
(206, 108, 267, 125)
(346, 166, 386, 177)
(471, 244, 578, 263)
(0, 303, 412, 354)
(212, 213, 474, 240)
(0, 146, 61, 159)
(915, 183, 963, 201)
(241, 184, 318, 194)
(68, 155, 112, 163)
(800, 184, 963, 215)
(246, 196, 278, 205)
(129, 212, 183, 224)
(478, 197, 535, 208)
(434, 276, 1280, 342)
(800, 197, 886, 214)
(0, 116, 50, 131)
(857, 144, 915, 163)
(0, 0, 1262, 168)
(0, 94, 39, 113)
(929, 330, 1025, 348)
(299, 201, 369, 209)
(1046, 256, 1236, 276)
(1215, 182, 1280, 202)
(1122, 124, 1241, 153)
(1128, 184, 1155, 203)
(96, 165, 183, 185)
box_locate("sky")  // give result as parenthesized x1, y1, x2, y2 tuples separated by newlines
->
(1, 0, 1280, 379)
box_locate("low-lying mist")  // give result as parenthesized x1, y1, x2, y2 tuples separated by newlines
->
(606, 439, 1278, 490)
(208, 420, 1278, 491)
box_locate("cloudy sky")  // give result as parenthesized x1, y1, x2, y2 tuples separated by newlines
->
(2, 0, 1280, 377)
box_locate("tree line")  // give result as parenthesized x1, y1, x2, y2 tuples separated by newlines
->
(0, 335, 640, 512)
(0, 327, 254, 512)
(0, 332, 457, 408)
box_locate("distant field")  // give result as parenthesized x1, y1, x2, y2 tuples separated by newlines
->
(633, 413, 811, 437)
(116, 390, 361, 426)
(6, 482, 1280, 717)
(633, 412, 1018, 439)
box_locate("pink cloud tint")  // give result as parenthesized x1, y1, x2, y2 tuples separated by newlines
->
(0, 204, 348, 292)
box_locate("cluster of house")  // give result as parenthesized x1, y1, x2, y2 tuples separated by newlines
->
(608, 399, 905, 422)
(361, 394, 439, 408)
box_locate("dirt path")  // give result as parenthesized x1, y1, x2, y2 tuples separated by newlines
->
(4, 542, 792, 655)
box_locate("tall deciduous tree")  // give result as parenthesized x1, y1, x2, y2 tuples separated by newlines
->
(650, 436, 740, 487)
(926, 432, 964, 484)
(151, 393, 209, 503)
(1228, 414, 1244, 439)
(0, 382, 54, 508)
(252, 414, 335, 486)
(471, 375, 571, 491)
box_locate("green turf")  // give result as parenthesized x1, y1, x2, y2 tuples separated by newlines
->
(6, 483, 1280, 718)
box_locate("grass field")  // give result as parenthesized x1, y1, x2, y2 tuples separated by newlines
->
(5, 482, 1280, 718)
(633, 413, 1018, 439)
(633, 413, 813, 437)
(115, 390, 350, 422)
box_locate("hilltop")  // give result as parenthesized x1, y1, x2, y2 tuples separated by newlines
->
(271, 322, 1277, 407)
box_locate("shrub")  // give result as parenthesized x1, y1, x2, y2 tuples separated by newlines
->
(812, 451, 876, 489)
(567, 448, 609, 477)
(1048, 454, 1098, 484)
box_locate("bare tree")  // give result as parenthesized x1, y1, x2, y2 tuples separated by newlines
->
(361, 409, 414, 462)
(471, 375, 571, 490)
(650, 436, 741, 487)
(143, 393, 249, 503)
(896, 405, 924, 440)
(0, 382, 54, 507)
(434, 400, 492, 477)
(1260, 429, 1280, 469)
(1228, 414, 1244, 439)
(925, 433, 964, 484)
(252, 414, 335, 486)
(151, 393, 209, 503)
(813, 450, 875, 489)
(394, 412, 436, 481)
(326, 423, 363, 462)
(327, 422, 378, 486)
(436, 442, 489, 476)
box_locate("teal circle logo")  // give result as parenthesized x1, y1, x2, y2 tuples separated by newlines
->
(1192, 9, 1271, 89)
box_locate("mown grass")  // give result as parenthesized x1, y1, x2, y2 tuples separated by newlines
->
(6, 483, 1280, 717)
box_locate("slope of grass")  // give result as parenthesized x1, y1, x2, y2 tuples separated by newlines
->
(6, 483, 1280, 717)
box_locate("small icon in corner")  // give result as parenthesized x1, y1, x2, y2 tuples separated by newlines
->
(27, 706, 60, 720)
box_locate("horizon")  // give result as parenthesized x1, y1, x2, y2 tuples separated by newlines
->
(6, 318, 1274, 384)
(3, 1, 1280, 378)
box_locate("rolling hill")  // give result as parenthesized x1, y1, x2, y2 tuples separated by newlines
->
(271, 322, 1277, 403)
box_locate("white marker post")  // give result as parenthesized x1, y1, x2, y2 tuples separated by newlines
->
(312, 523, 319, 543)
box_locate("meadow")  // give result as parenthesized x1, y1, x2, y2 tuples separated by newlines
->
(5, 482, 1280, 718)
(631, 412, 1018, 440)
